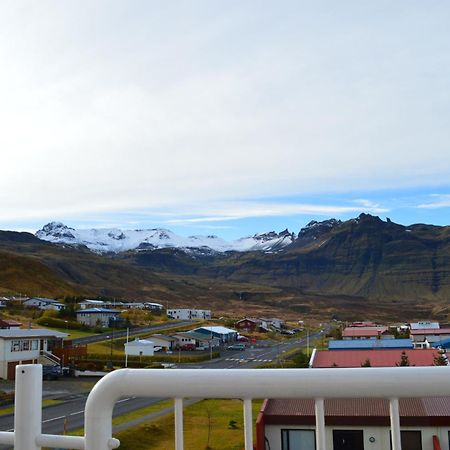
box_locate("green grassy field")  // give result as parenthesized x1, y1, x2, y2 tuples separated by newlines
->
(115, 399, 263, 450)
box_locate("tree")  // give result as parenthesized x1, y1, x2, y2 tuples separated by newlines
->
(361, 358, 371, 367)
(396, 351, 411, 366)
(433, 350, 448, 366)
(292, 351, 310, 368)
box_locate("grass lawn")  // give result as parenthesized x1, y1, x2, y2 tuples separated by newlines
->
(44, 327, 101, 340)
(115, 398, 263, 450)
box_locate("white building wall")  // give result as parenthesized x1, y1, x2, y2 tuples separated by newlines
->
(124, 342, 154, 356)
(264, 424, 450, 450)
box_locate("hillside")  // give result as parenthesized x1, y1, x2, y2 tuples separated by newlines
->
(1, 215, 450, 321)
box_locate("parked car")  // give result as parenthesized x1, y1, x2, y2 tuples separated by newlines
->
(179, 344, 196, 351)
(42, 365, 62, 380)
(237, 335, 250, 342)
(227, 343, 246, 351)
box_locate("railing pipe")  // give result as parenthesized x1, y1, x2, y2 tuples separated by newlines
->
(36, 434, 85, 449)
(174, 398, 184, 450)
(14, 364, 42, 450)
(83, 366, 450, 450)
(390, 397, 402, 450)
(243, 399, 253, 450)
(315, 398, 326, 450)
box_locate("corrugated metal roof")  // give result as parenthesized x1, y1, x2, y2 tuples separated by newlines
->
(264, 397, 450, 419)
(312, 349, 439, 368)
(410, 328, 450, 335)
(75, 308, 121, 313)
(329, 339, 413, 350)
(0, 329, 67, 339)
(342, 327, 388, 338)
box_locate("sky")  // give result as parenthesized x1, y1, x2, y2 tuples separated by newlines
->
(0, 1, 449, 239)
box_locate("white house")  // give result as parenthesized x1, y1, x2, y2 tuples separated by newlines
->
(257, 397, 450, 450)
(76, 308, 121, 327)
(124, 339, 154, 357)
(167, 309, 211, 320)
(0, 329, 67, 380)
(144, 302, 164, 311)
(23, 297, 65, 311)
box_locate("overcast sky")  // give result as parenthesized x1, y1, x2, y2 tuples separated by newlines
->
(1, 1, 449, 238)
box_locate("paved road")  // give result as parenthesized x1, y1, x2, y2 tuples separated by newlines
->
(0, 393, 166, 449)
(70, 320, 192, 345)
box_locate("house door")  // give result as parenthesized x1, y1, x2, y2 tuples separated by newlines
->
(333, 430, 364, 450)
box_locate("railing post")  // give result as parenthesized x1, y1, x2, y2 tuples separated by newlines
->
(14, 364, 42, 450)
(243, 399, 253, 450)
(174, 398, 184, 450)
(315, 398, 326, 450)
(390, 397, 402, 450)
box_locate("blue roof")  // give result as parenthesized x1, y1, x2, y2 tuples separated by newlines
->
(328, 339, 413, 350)
(432, 338, 450, 349)
(76, 308, 121, 314)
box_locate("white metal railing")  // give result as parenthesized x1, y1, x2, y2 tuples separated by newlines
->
(1, 364, 450, 450)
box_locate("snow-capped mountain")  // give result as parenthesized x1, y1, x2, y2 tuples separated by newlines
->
(36, 222, 296, 254)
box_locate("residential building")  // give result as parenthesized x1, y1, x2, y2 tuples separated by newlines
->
(328, 339, 413, 350)
(342, 326, 392, 340)
(410, 328, 450, 348)
(75, 308, 121, 327)
(256, 397, 450, 450)
(0, 329, 67, 380)
(0, 319, 22, 329)
(192, 326, 238, 343)
(235, 318, 269, 332)
(172, 331, 220, 350)
(166, 309, 211, 320)
(23, 297, 65, 311)
(410, 321, 440, 330)
(310, 349, 444, 368)
(143, 302, 164, 311)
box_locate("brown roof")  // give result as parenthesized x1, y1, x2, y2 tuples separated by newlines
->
(312, 349, 439, 368)
(342, 327, 388, 338)
(263, 397, 450, 426)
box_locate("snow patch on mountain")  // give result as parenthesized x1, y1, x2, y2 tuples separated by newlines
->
(36, 222, 296, 254)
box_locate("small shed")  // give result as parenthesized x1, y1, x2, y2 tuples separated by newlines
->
(124, 339, 154, 357)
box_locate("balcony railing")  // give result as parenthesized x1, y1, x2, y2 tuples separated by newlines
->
(1, 364, 449, 450)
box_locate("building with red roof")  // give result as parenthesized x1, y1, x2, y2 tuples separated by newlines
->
(342, 326, 392, 340)
(310, 349, 444, 368)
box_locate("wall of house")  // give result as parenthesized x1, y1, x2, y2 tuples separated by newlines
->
(264, 424, 450, 450)
(0, 339, 42, 379)
(124, 344, 154, 356)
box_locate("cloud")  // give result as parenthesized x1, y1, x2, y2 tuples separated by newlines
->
(165, 200, 389, 224)
(417, 194, 450, 209)
(0, 2, 449, 225)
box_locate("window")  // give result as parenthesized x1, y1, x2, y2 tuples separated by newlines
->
(21, 340, 30, 351)
(390, 430, 422, 450)
(31, 340, 39, 350)
(11, 340, 20, 352)
(281, 429, 316, 450)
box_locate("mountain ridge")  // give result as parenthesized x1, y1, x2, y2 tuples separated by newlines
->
(1, 214, 449, 320)
(35, 221, 297, 254)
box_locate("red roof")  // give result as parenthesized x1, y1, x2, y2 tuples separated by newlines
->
(342, 327, 388, 338)
(410, 328, 450, 336)
(312, 349, 440, 368)
(262, 397, 450, 426)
